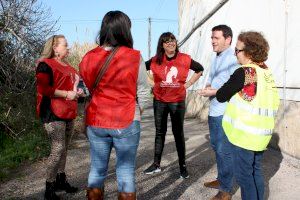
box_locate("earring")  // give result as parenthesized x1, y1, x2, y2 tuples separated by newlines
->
(55, 52, 60, 58)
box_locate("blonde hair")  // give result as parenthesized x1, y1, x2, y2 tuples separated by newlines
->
(39, 34, 65, 59)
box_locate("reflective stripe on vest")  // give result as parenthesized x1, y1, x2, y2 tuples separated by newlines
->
(223, 115, 273, 135)
(229, 97, 277, 117)
(222, 63, 280, 151)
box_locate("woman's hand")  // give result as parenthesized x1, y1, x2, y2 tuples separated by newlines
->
(184, 81, 192, 89)
(197, 88, 217, 97)
(66, 90, 78, 100)
(73, 74, 80, 91)
(76, 88, 86, 97)
(147, 72, 155, 87)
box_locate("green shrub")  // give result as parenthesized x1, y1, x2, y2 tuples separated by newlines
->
(0, 130, 50, 181)
(0, 90, 50, 182)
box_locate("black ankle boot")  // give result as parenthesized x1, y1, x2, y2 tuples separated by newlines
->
(56, 172, 78, 193)
(44, 181, 60, 200)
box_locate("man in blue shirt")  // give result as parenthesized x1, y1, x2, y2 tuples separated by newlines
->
(198, 24, 238, 200)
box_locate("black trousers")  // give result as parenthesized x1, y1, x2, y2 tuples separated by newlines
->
(153, 99, 186, 169)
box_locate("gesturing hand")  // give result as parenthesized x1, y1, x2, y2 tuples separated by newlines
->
(77, 88, 86, 97)
(66, 90, 78, 100)
(197, 88, 217, 97)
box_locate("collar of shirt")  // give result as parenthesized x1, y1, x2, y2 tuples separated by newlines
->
(165, 51, 178, 61)
(216, 47, 233, 57)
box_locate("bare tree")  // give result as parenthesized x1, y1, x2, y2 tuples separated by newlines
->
(0, 0, 58, 92)
(0, 0, 58, 138)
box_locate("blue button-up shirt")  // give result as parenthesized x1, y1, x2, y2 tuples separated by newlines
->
(207, 47, 239, 116)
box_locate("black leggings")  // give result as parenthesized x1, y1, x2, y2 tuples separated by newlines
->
(153, 99, 186, 169)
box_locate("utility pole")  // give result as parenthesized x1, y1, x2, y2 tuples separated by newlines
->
(148, 17, 151, 59)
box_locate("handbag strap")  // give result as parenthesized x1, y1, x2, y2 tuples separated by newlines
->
(91, 46, 119, 94)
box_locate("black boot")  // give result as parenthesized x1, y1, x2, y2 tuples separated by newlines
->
(56, 172, 78, 193)
(44, 181, 60, 200)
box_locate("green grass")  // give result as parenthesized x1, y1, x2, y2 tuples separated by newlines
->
(0, 90, 50, 182)
(0, 129, 50, 181)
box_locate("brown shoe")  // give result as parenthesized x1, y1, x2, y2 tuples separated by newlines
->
(86, 188, 104, 200)
(118, 192, 136, 200)
(210, 191, 231, 200)
(204, 180, 220, 189)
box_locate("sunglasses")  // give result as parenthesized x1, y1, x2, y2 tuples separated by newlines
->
(235, 47, 244, 55)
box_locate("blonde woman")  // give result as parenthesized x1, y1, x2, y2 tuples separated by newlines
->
(36, 35, 83, 199)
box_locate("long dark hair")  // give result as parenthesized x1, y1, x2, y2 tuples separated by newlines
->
(155, 32, 179, 65)
(96, 10, 133, 48)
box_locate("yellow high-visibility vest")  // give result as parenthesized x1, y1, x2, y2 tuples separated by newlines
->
(222, 63, 280, 151)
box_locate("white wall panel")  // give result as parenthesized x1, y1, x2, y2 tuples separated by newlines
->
(179, 0, 300, 101)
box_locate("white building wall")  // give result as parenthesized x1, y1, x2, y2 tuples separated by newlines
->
(179, 0, 300, 101)
(179, 0, 300, 158)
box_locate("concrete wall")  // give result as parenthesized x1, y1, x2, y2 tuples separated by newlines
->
(271, 100, 300, 159)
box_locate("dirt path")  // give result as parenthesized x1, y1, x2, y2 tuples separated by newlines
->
(0, 106, 300, 200)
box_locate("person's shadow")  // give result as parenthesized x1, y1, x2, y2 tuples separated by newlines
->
(262, 133, 283, 200)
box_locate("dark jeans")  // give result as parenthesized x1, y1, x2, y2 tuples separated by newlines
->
(153, 99, 186, 170)
(231, 143, 264, 200)
(208, 115, 233, 193)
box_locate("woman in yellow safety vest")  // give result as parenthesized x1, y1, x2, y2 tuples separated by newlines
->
(200, 31, 279, 200)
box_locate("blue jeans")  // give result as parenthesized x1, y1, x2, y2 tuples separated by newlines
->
(231, 143, 264, 200)
(208, 115, 233, 193)
(87, 121, 140, 192)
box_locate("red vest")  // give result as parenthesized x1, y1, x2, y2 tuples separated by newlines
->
(36, 58, 78, 120)
(151, 52, 191, 102)
(79, 46, 140, 128)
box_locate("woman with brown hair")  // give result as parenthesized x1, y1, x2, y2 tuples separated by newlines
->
(36, 35, 83, 199)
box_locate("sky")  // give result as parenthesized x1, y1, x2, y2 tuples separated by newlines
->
(40, 0, 178, 59)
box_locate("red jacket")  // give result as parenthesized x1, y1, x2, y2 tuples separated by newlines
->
(151, 52, 191, 102)
(79, 46, 140, 128)
(36, 58, 78, 120)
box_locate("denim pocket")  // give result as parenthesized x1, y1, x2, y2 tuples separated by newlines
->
(114, 121, 140, 138)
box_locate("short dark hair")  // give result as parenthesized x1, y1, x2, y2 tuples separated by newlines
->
(96, 10, 133, 48)
(212, 24, 233, 43)
(238, 31, 269, 63)
(155, 32, 179, 65)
